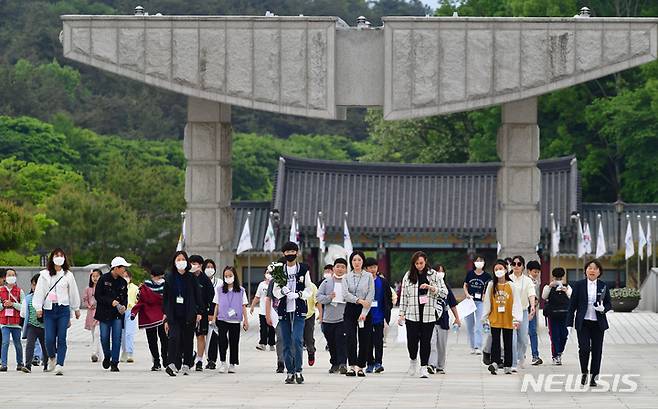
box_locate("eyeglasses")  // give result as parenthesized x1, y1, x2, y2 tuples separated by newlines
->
(512, 261, 524, 267)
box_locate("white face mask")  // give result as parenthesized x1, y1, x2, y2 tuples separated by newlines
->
(205, 268, 215, 277)
(190, 265, 201, 273)
(6, 276, 17, 285)
(265, 273, 272, 281)
(224, 276, 235, 285)
(436, 272, 445, 280)
(495, 269, 506, 278)
(153, 278, 165, 285)
(53, 256, 65, 266)
(474, 261, 485, 269)
(175, 260, 187, 270)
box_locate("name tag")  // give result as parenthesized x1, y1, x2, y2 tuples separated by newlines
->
(176, 296, 184, 304)
(48, 292, 58, 302)
(419, 295, 428, 305)
(474, 293, 482, 300)
(228, 309, 236, 317)
(371, 300, 378, 308)
(4, 308, 14, 317)
(497, 305, 506, 313)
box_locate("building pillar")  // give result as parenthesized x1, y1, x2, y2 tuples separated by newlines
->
(184, 97, 234, 268)
(496, 97, 541, 263)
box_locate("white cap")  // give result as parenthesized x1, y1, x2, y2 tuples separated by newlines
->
(110, 256, 131, 269)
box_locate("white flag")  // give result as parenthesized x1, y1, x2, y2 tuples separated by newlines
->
(236, 218, 252, 254)
(583, 222, 592, 255)
(263, 217, 275, 253)
(647, 220, 653, 258)
(638, 219, 647, 260)
(343, 219, 353, 257)
(497, 241, 502, 256)
(316, 216, 325, 253)
(176, 216, 186, 251)
(289, 214, 298, 245)
(576, 219, 586, 258)
(595, 218, 606, 258)
(625, 219, 635, 260)
(550, 218, 560, 257)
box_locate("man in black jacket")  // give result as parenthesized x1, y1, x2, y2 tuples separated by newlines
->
(95, 257, 129, 372)
(189, 254, 215, 371)
(163, 251, 203, 376)
(364, 258, 393, 373)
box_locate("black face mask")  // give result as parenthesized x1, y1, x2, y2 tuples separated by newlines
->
(284, 254, 297, 262)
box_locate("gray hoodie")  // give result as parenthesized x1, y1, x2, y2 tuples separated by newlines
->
(317, 276, 347, 323)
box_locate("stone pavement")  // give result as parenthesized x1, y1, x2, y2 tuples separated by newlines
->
(3, 309, 657, 409)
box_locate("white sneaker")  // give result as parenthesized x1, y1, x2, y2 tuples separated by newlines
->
(518, 357, 526, 369)
(120, 352, 127, 363)
(45, 358, 56, 372)
(228, 364, 236, 373)
(218, 362, 228, 373)
(407, 359, 418, 376)
(419, 366, 429, 378)
(256, 344, 266, 351)
(181, 365, 190, 375)
(470, 348, 476, 354)
(474, 348, 482, 355)
(54, 365, 64, 376)
(511, 367, 518, 373)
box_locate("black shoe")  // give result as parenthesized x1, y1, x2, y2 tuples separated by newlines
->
(195, 361, 203, 371)
(345, 368, 356, 376)
(110, 363, 120, 372)
(427, 365, 436, 375)
(589, 378, 597, 387)
(581, 373, 588, 386)
(356, 369, 366, 377)
(488, 363, 498, 375)
(482, 352, 492, 366)
(32, 357, 40, 367)
(16, 365, 23, 371)
(276, 362, 285, 373)
(0, 367, 6, 372)
(102, 357, 111, 369)
(151, 363, 162, 371)
(166, 366, 176, 377)
(21, 366, 31, 373)
(206, 361, 216, 370)
(285, 374, 296, 384)
(295, 373, 304, 384)
(338, 364, 348, 375)
(328, 365, 338, 374)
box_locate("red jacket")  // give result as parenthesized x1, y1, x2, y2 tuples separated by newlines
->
(0, 285, 22, 326)
(131, 284, 164, 329)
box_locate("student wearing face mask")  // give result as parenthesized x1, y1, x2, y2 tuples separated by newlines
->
(33, 248, 81, 375)
(316, 258, 349, 374)
(131, 265, 167, 371)
(250, 269, 275, 351)
(525, 260, 543, 366)
(541, 267, 571, 366)
(163, 251, 203, 376)
(508, 256, 537, 372)
(567, 259, 611, 387)
(82, 269, 102, 363)
(1, 268, 25, 371)
(428, 264, 461, 375)
(120, 270, 139, 364)
(188, 254, 215, 371)
(319, 264, 333, 350)
(203, 259, 222, 369)
(211, 266, 249, 374)
(364, 258, 392, 374)
(462, 255, 491, 355)
(482, 260, 522, 375)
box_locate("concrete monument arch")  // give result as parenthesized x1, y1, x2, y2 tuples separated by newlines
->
(61, 12, 658, 266)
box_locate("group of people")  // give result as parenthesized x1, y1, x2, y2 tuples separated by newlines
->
(0, 245, 612, 386)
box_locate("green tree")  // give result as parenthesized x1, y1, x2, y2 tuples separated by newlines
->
(0, 115, 79, 165)
(0, 199, 39, 251)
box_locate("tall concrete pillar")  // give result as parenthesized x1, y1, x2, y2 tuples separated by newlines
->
(496, 97, 541, 263)
(183, 97, 234, 268)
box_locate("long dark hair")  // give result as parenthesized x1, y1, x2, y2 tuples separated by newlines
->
(493, 259, 512, 282)
(408, 251, 429, 284)
(202, 259, 216, 272)
(47, 248, 70, 276)
(170, 251, 190, 275)
(349, 250, 366, 271)
(222, 266, 241, 293)
(89, 269, 102, 287)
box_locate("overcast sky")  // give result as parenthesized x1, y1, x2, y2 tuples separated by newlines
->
(422, 0, 440, 10)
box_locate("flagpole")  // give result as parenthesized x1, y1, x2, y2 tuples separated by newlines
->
(247, 211, 252, 298)
(653, 215, 657, 269)
(318, 211, 325, 276)
(626, 214, 630, 287)
(637, 215, 641, 288)
(647, 215, 650, 274)
(268, 211, 274, 263)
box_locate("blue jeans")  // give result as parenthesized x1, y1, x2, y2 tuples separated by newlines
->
(100, 319, 123, 364)
(279, 314, 305, 374)
(1, 327, 23, 367)
(548, 316, 569, 358)
(528, 312, 539, 359)
(44, 304, 70, 366)
(465, 300, 484, 349)
(122, 308, 137, 355)
(512, 309, 529, 367)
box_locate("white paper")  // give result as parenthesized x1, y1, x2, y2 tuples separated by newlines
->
(333, 282, 345, 304)
(396, 323, 407, 344)
(456, 297, 477, 319)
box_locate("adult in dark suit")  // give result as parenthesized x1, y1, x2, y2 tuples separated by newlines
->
(566, 259, 611, 387)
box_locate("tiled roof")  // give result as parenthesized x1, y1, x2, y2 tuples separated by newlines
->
(272, 155, 579, 235)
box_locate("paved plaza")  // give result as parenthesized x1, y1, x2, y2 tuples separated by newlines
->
(5, 309, 657, 408)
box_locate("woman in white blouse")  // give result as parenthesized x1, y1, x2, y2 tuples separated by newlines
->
(33, 248, 81, 376)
